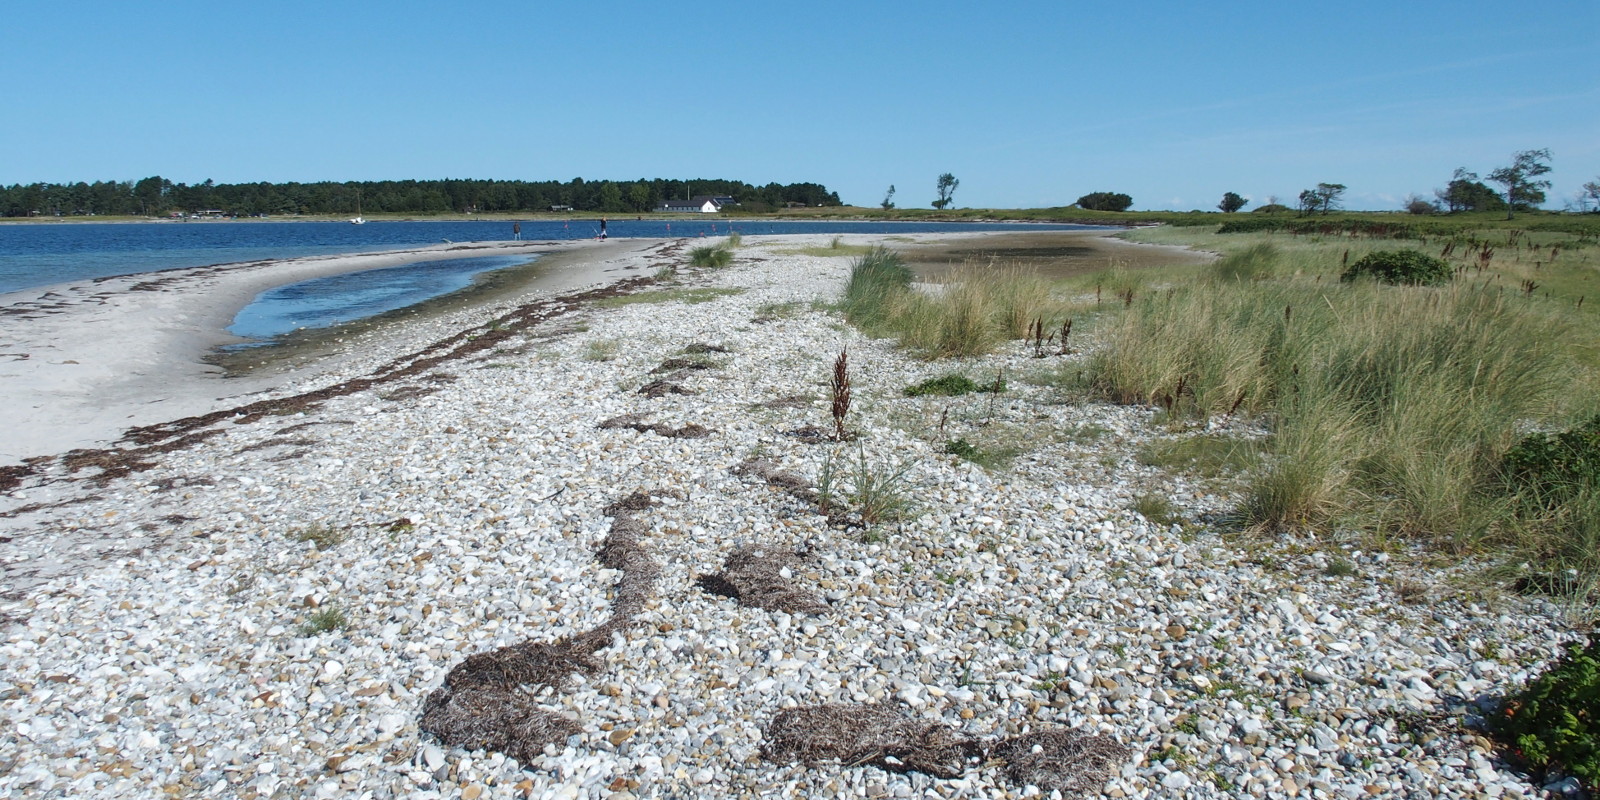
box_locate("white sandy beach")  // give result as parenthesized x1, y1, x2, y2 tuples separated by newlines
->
(0, 231, 1575, 799)
(0, 238, 667, 465)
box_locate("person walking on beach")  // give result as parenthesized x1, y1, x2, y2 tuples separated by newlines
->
(512, 221, 521, 241)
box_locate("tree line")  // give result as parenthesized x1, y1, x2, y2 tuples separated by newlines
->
(0, 176, 844, 218)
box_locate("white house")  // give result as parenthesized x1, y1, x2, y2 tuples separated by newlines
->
(656, 195, 736, 213)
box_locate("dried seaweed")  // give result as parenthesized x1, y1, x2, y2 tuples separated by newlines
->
(638, 380, 695, 398)
(419, 683, 580, 763)
(763, 706, 1128, 791)
(988, 728, 1130, 794)
(420, 495, 662, 763)
(763, 704, 979, 778)
(697, 544, 828, 614)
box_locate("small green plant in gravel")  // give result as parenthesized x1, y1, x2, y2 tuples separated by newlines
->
(1340, 249, 1453, 285)
(289, 523, 344, 550)
(1131, 493, 1182, 527)
(1324, 558, 1359, 577)
(583, 339, 621, 362)
(299, 605, 349, 636)
(1492, 635, 1600, 785)
(848, 445, 916, 525)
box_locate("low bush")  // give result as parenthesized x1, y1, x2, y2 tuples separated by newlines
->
(1492, 636, 1600, 785)
(690, 244, 733, 268)
(1340, 250, 1452, 285)
(1501, 415, 1600, 511)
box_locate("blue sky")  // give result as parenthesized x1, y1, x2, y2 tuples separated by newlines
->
(3, 1, 1595, 211)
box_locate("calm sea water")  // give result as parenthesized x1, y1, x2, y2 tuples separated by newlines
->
(1, 218, 1104, 344)
(0, 219, 1102, 295)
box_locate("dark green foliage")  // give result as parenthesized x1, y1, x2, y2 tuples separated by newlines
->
(943, 438, 980, 459)
(1340, 250, 1453, 285)
(1076, 192, 1133, 212)
(0, 175, 844, 217)
(1492, 636, 1600, 784)
(1218, 192, 1247, 213)
(1437, 169, 1507, 213)
(933, 173, 959, 210)
(1251, 203, 1292, 214)
(903, 374, 1006, 397)
(1501, 416, 1600, 511)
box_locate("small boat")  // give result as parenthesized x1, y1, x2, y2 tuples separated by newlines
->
(350, 189, 365, 224)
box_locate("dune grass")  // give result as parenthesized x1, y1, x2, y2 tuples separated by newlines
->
(841, 247, 1065, 359)
(1084, 228, 1600, 582)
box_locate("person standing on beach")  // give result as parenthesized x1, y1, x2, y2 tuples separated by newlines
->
(600, 217, 608, 240)
(512, 221, 521, 241)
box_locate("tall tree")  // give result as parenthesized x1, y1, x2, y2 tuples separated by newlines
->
(881, 185, 895, 210)
(1434, 167, 1505, 213)
(932, 173, 958, 209)
(1488, 149, 1553, 220)
(1218, 191, 1247, 213)
(1298, 183, 1346, 215)
(1077, 192, 1133, 212)
(1583, 178, 1600, 213)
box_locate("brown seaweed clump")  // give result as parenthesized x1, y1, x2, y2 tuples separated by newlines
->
(987, 728, 1130, 795)
(697, 544, 828, 615)
(418, 684, 580, 764)
(762, 704, 979, 778)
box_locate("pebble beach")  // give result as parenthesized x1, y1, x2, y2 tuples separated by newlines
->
(0, 232, 1580, 799)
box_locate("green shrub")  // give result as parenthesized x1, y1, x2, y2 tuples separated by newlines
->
(1501, 415, 1600, 511)
(690, 244, 733, 268)
(1492, 636, 1600, 784)
(1339, 250, 1452, 285)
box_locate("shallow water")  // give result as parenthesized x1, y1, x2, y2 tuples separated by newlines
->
(225, 253, 535, 343)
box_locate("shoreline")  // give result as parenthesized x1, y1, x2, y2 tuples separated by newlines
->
(0, 238, 666, 465)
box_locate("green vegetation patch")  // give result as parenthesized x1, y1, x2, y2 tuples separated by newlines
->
(904, 373, 1006, 397)
(1340, 250, 1453, 286)
(1501, 415, 1600, 511)
(298, 605, 349, 636)
(1492, 635, 1600, 785)
(1137, 434, 1265, 478)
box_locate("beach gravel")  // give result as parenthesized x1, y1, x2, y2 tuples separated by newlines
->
(0, 233, 1579, 798)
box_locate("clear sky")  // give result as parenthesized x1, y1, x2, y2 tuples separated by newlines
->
(3, 1, 1595, 211)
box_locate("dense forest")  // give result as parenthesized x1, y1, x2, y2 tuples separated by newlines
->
(0, 177, 844, 218)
